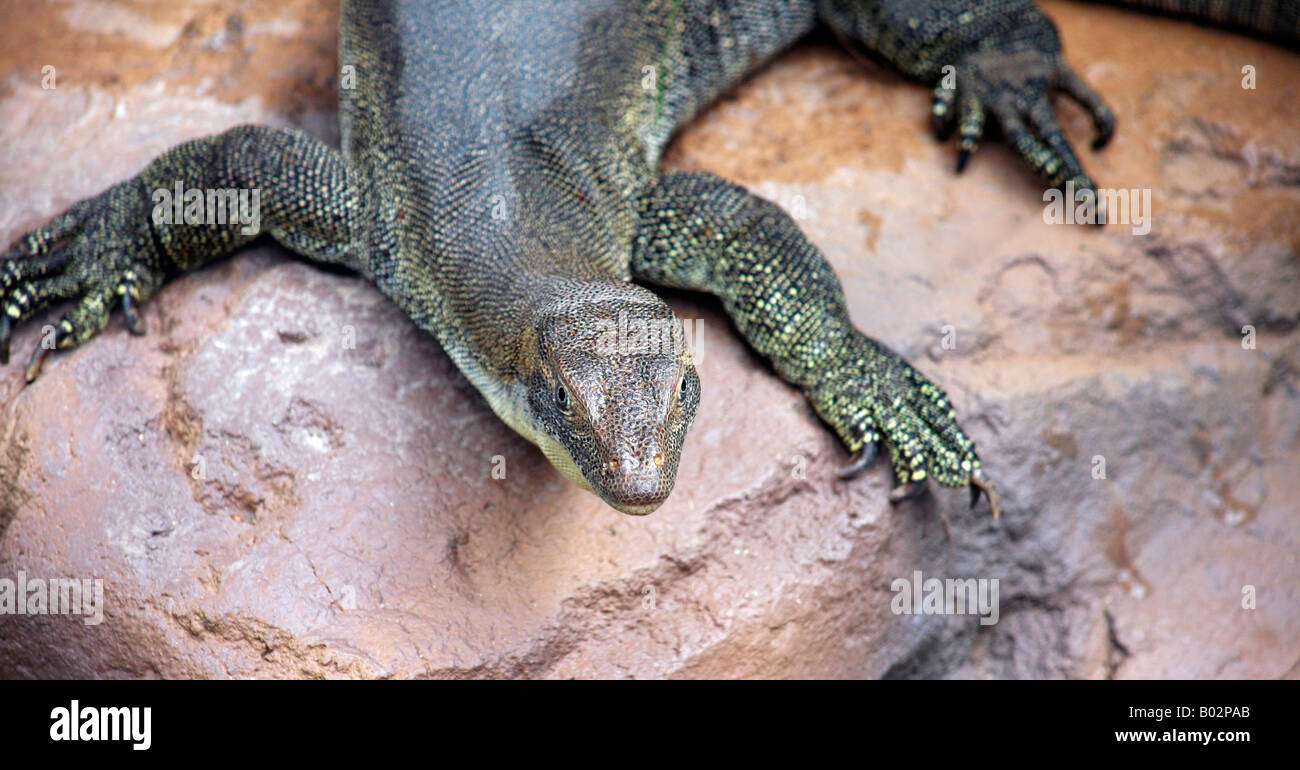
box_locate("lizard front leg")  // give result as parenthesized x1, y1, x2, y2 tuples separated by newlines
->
(1, 125, 371, 380)
(632, 171, 999, 517)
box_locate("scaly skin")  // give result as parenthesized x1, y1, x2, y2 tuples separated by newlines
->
(4, 0, 1293, 515)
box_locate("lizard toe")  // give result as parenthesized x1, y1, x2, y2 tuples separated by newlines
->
(955, 92, 987, 173)
(930, 82, 957, 140)
(23, 328, 61, 382)
(836, 441, 878, 479)
(3, 249, 74, 294)
(1057, 65, 1116, 150)
(118, 282, 147, 335)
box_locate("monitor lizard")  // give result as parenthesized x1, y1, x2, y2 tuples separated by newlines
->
(2, 0, 1296, 516)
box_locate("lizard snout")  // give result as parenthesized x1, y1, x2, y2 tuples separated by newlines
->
(600, 447, 672, 515)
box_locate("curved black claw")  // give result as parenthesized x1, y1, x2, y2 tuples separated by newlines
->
(0, 315, 10, 365)
(969, 468, 1002, 520)
(1072, 182, 1108, 228)
(25, 334, 57, 383)
(121, 291, 145, 335)
(888, 480, 929, 504)
(836, 443, 877, 479)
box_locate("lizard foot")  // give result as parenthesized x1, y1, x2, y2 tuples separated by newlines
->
(811, 333, 998, 518)
(1, 179, 163, 382)
(929, 18, 1115, 224)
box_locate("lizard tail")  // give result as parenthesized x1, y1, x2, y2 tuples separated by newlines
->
(1095, 0, 1300, 47)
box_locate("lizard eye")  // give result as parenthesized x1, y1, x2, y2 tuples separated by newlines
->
(676, 375, 685, 400)
(555, 384, 571, 413)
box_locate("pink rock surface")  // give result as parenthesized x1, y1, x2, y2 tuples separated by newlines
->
(0, 0, 1296, 678)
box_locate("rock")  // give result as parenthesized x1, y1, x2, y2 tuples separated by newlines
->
(1, 0, 1297, 679)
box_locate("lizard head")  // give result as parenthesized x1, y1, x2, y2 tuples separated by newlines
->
(527, 292, 700, 515)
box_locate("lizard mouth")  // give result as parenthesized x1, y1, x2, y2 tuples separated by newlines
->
(604, 486, 670, 515)
(612, 500, 666, 516)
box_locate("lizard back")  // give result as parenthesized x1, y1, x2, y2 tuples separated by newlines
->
(338, 0, 816, 382)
